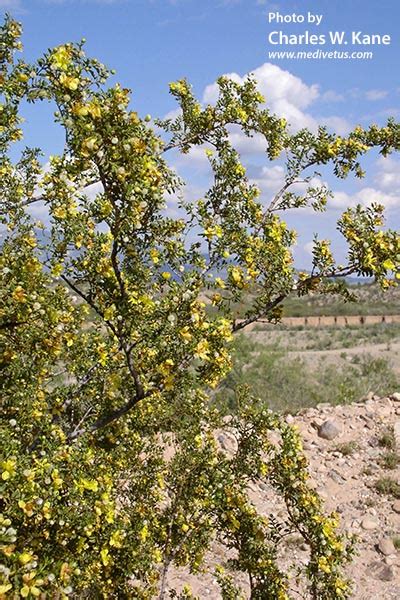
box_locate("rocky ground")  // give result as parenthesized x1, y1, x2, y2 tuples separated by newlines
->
(166, 392, 400, 599)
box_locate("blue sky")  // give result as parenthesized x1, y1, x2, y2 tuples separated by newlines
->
(1, 0, 399, 266)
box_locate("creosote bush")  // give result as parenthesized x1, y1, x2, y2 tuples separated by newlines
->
(1, 15, 399, 599)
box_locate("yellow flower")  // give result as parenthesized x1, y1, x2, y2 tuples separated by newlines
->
(51, 45, 72, 70)
(100, 547, 110, 566)
(19, 552, 34, 565)
(2, 458, 16, 480)
(318, 556, 331, 573)
(53, 206, 67, 219)
(179, 327, 192, 342)
(150, 248, 160, 264)
(20, 571, 43, 598)
(18, 500, 35, 517)
(59, 73, 80, 91)
(12, 285, 26, 303)
(71, 103, 89, 117)
(52, 263, 63, 277)
(383, 259, 395, 271)
(139, 523, 148, 541)
(0, 585, 12, 595)
(230, 266, 243, 286)
(78, 478, 99, 492)
(194, 340, 210, 361)
(88, 101, 102, 118)
(110, 530, 124, 548)
(161, 271, 171, 280)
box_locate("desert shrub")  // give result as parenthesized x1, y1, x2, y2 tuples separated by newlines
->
(373, 477, 400, 499)
(1, 15, 399, 599)
(214, 337, 399, 413)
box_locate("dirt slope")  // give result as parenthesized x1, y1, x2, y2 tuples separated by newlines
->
(166, 393, 400, 599)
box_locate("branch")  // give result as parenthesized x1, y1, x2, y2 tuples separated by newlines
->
(60, 274, 120, 339)
(232, 294, 286, 333)
(67, 389, 149, 441)
(232, 266, 358, 333)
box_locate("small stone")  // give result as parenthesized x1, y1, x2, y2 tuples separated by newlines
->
(392, 500, 400, 514)
(394, 421, 400, 446)
(285, 414, 295, 425)
(329, 470, 346, 485)
(300, 542, 308, 551)
(391, 392, 400, 402)
(378, 538, 396, 556)
(318, 420, 341, 440)
(317, 403, 331, 410)
(378, 405, 393, 418)
(361, 517, 379, 530)
(217, 433, 237, 454)
(369, 560, 396, 582)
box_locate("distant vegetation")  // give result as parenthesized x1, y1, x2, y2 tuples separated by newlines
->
(281, 282, 400, 317)
(224, 281, 400, 319)
(214, 332, 399, 414)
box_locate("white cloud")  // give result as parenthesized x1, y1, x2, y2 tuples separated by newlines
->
(163, 107, 182, 121)
(321, 90, 345, 103)
(203, 62, 319, 132)
(332, 187, 400, 210)
(0, 0, 24, 12)
(202, 62, 353, 142)
(321, 116, 351, 135)
(228, 127, 267, 155)
(303, 241, 315, 255)
(374, 156, 400, 191)
(173, 144, 213, 169)
(365, 89, 389, 101)
(250, 164, 285, 193)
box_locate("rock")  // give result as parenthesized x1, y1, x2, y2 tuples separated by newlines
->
(316, 403, 331, 410)
(378, 538, 396, 556)
(329, 470, 346, 485)
(369, 560, 396, 582)
(217, 432, 237, 454)
(318, 420, 341, 440)
(285, 414, 295, 425)
(268, 431, 281, 447)
(300, 542, 308, 551)
(391, 392, 400, 402)
(394, 421, 400, 445)
(392, 500, 400, 514)
(378, 405, 393, 418)
(361, 517, 379, 530)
